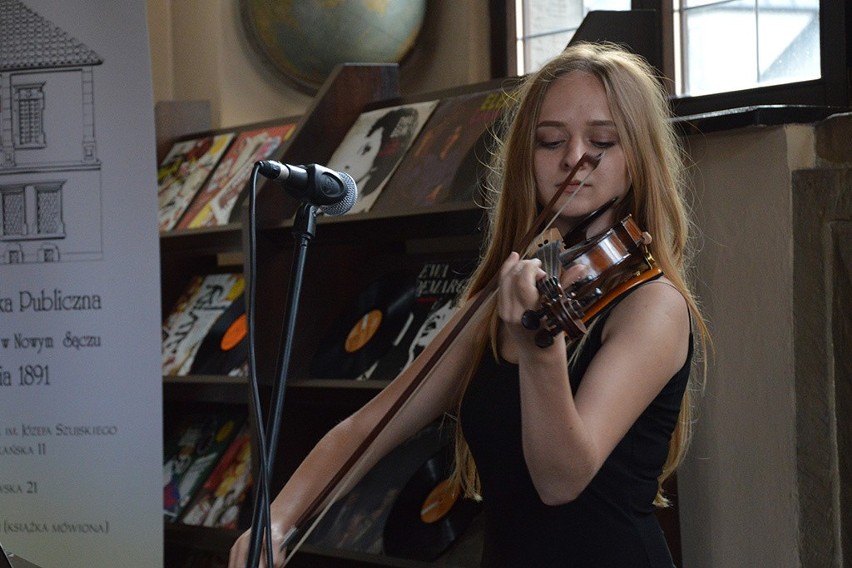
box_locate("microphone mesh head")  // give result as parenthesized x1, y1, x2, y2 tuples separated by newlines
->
(320, 172, 358, 216)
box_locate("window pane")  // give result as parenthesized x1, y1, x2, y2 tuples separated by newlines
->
(523, 0, 582, 36)
(518, 0, 631, 75)
(682, 0, 758, 95)
(524, 31, 575, 71)
(757, 0, 820, 84)
(677, 0, 820, 96)
(36, 188, 62, 235)
(2, 190, 26, 236)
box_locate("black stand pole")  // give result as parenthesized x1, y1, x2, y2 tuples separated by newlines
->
(246, 202, 317, 568)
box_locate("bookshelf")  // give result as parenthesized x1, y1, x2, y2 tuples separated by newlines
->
(159, 63, 496, 567)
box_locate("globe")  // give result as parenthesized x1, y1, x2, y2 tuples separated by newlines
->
(240, 0, 427, 93)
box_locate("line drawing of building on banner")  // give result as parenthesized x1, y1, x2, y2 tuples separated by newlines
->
(0, 0, 104, 264)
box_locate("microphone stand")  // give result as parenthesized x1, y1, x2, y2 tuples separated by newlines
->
(246, 201, 317, 568)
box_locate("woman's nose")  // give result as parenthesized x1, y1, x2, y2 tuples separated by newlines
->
(562, 139, 587, 170)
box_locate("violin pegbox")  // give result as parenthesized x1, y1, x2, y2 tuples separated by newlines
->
(521, 228, 588, 347)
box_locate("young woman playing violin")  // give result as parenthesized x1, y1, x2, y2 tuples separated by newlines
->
(229, 42, 708, 568)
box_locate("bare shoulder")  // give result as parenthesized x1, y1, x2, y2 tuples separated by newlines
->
(600, 277, 691, 371)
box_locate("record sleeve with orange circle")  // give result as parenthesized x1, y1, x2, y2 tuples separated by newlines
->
(310, 270, 416, 379)
(189, 295, 248, 375)
(382, 445, 482, 561)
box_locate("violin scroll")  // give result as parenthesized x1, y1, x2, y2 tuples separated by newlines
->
(521, 273, 588, 347)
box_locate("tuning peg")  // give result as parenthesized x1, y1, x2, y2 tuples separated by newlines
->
(534, 330, 555, 348)
(521, 309, 544, 330)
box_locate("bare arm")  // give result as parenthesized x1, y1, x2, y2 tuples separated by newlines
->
(497, 253, 690, 505)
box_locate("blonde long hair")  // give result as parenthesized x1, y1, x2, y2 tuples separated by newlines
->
(451, 42, 708, 506)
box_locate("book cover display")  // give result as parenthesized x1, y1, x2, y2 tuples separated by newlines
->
(161, 273, 245, 376)
(375, 90, 509, 212)
(157, 134, 235, 231)
(326, 101, 439, 214)
(177, 121, 298, 229)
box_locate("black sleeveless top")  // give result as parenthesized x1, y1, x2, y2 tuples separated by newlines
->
(460, 288, 692, 567)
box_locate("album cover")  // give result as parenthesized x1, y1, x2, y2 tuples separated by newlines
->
(163, 410, 246, 523)
(189, 294, 248, 376)
(177, 121, 298, 229)
(310, 270, 417, 380)
(357, 258, 473, 381)
(375, 90, 509, 212)
(326, 100, 439, 215)
(162, 273, 245, 376)
(382, 444, 482, 561)
(157, 133, 235, 232)
(179, 423, 252, 529)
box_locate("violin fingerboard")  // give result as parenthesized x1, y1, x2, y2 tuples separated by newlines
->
(526, 228, 564, 279)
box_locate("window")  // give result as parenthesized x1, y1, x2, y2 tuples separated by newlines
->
(496, 0, 848, 115)
(675, 0, 820, 97)
(0, 183, 65, 239)
(14, 84, 46, 148)
(36, 185, 63, 235)
(1, 187, 26, 237)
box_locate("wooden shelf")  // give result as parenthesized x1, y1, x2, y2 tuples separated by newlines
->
(157, 63, 504, 568)
(159, 223, 243, 256)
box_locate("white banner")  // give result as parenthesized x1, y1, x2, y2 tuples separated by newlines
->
(0, 1, 162, 567)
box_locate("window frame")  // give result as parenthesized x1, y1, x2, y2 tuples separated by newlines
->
(490, 0, 850, 118)
(12, 83, 47, 149)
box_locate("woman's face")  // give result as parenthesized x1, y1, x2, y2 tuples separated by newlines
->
(533, 70, 631, 237)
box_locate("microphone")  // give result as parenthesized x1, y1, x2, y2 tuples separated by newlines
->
(256, 160, 358, 216)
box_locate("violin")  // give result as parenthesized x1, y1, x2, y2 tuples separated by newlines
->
(521, 206, 661, 347)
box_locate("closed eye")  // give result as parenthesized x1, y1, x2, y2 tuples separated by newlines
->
(591, 140, 616, 149)
(536, 138, 564, 149)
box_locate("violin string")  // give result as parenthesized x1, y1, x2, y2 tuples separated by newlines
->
(536, 241, 559, 279)
(548, 240, 559, 278)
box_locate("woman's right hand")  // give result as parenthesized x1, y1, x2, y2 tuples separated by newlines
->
(228, 521, 289, 568)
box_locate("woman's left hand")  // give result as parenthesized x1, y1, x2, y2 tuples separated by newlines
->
(497, 252, 544, 335)
(497, 252, 587, 345)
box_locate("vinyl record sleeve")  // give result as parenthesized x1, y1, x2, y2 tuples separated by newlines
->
(189, 294, 248, 376)
(177, 121, 298, 229)
(179, 423, 252, 529)
(157, 133, 235, 232)
(161, 273, 245, 376)
(375, 90, 508, 212)
(358, 258, 473, 381)
(162, 410, 246, 522)
(326, 100, 439, 215)
(310, 271, 417, 379)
